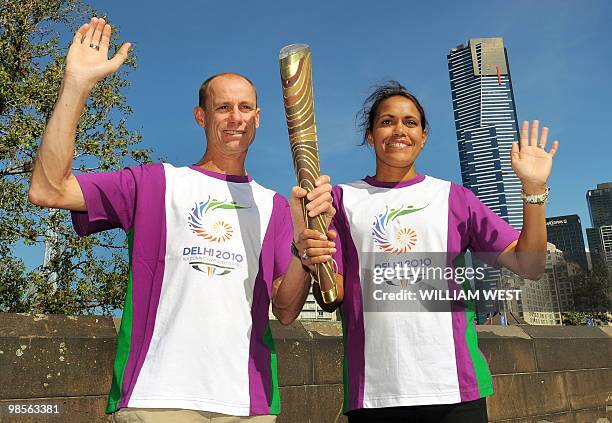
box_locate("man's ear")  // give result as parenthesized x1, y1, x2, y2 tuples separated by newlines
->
(193, 106, 206, 129)
(254, 107, 261, 129)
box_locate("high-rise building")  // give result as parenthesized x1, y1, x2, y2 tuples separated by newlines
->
(586, 182, 612, 271)
(586, 227, 605, 271)
(587, 182, 612, 228)
(448, 38, 522, 322)
(503, 243, 576, 326)
(448, 38, 522, 230)
(546, 215, 588, 271)
(601, 226, 612, 267)
(587, 225, 612, 271)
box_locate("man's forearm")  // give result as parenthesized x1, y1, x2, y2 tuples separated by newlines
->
(30, 78, 91, 202)
(272, 257, 311, 325)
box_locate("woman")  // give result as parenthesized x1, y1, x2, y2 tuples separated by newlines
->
(303, 81, 558, 422)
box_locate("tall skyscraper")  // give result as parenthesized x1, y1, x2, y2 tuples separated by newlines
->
(586, 182, 612, 270)
(546, 215, 588, 271)
(448, 38, 522, 322)
(448, 38, 522, 230)
(586, 227, 605, 270)
(601, 226, 612, 267)
(587, 182, 612, 227)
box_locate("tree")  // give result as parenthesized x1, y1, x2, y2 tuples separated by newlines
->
(571, 267, 611, 313)
(562, 266, 611, 325)
(0, 0, 151, 314)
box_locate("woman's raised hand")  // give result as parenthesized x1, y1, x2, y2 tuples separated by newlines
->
(511, 120, 559, 192)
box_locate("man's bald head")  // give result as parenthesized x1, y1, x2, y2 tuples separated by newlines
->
(198, 73, 257, 109)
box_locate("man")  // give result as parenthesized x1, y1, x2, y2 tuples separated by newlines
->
(28, 17, 336, 422)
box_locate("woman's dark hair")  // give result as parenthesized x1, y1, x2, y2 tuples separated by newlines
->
(357, 81, 428, 145)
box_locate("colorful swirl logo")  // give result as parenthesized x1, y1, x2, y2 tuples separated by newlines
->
(371, 204, 428, 253)
(188, 196, 247, 243)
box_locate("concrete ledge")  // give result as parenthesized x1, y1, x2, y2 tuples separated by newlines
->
(564, 368, 612, 411)
(2, 314, 611, 423)
(478, 326, 538, 374)
(0, 314, 116, 338)
(487, 372, 569, 420)
(0, 337, 115, 398)
(0, 396, 110, 423)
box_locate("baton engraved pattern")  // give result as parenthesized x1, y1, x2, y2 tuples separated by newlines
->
(279, 45, 337, 302)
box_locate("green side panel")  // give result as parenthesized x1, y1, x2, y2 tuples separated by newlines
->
(106, 230, 135, 413)
(456, 253, 494, 397)
(263, 323, 281, 415)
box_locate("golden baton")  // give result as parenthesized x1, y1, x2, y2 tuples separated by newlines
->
(279, 44, 337, 304)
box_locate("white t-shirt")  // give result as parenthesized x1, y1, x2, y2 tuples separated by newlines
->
(72, 164, 292, 416)
(331, 174, 520, 412)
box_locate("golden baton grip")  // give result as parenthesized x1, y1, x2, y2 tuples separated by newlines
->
(279, 44, 337, 304)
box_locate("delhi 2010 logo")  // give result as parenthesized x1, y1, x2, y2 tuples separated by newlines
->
(188, 196, 248, 243)
(371, 204, 428, 253)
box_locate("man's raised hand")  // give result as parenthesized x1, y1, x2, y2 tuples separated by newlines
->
(65, 17, 131, 89)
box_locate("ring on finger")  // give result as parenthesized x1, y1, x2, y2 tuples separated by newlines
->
(301, 250, 309, 261)
(89, 43, 99, 50)
(538, 144, 545, 149)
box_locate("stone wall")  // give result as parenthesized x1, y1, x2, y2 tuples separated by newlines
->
(0, 314, 610, 422)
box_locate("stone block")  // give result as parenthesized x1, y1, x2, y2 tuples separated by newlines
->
(301, 321, 343, 337)
(0, 314, 116, 338)
(599, 326, 612, 338)
(573, 407, 612, 423)
(533, 338, 611, 372)
(270, 320, 311, 340)
(518, 325, 611, 371)
(478, 326, 537, 374)
(520, 325, 608, 340)
(564, 369, 612, 411)
(278, 386, 308, 423)
(312, 337, 343, 385)
(488, 411, 573, 422)
(0, 396, 110, 423)
(0, 336, 115, 398)
(305, 384, 346, 423)
(487, 373, 569, 421)
(271, 320, 314, 387)
(275, 338, 313, 387)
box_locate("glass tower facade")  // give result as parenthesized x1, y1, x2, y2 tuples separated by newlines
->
(448, 38, 523, 229)
(448, 38, 522, 322)
(546, 215, 588, 272)
(587, 182, 612, 228)
(586, 182, 612, 271)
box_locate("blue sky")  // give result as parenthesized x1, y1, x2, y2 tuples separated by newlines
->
(19, 0, 612, 268)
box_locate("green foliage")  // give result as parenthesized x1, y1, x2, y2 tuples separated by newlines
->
(0, 0, 151, 314)
(571, 267, 611, 314)
(562, 267, 611, 325)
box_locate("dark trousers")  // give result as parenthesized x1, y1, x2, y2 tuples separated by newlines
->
(346, 398, 488, 423)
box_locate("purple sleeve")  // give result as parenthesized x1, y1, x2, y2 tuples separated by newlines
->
(70, 167, 138, 236)
(330, 186, 346, 276)
(272, 193, 293, 280)
(455, 184, 520, 263)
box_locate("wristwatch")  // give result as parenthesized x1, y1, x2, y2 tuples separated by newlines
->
(291, 240, 312, 273)
(291, 240, 301, 259)
(521, 186, 549, 205)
